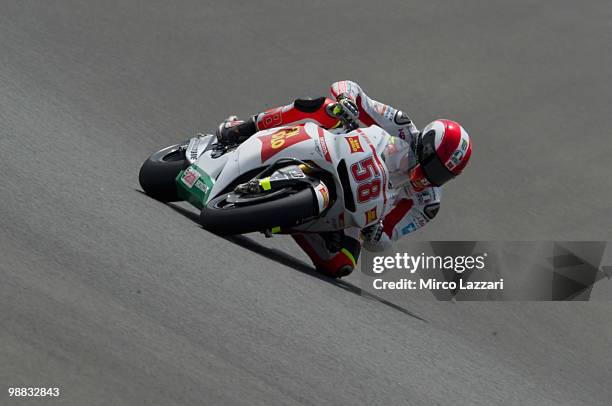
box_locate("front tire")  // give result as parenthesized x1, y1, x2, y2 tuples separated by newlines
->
(200, 188, 317, 235)
(139, 142, 189, 201)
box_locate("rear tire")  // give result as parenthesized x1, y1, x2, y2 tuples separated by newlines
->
(200, 188, 317, 235)
(139, 142, 189, 202)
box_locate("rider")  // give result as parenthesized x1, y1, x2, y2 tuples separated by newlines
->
(216, 80, 472, 278)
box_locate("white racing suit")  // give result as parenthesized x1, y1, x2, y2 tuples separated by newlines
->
(232, 80, 442, 277)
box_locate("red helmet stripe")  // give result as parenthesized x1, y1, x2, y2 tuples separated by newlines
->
(435, 119, 462, 164)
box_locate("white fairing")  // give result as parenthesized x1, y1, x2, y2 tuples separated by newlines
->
(192, 122, 392, 232)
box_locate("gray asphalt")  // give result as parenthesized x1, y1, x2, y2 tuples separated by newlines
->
(1, 1, 611, 405)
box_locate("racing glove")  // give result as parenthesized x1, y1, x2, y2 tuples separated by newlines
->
(331, 93, 359, 121)
(361, 221, 392, 252)
(362, 221, 384, 244)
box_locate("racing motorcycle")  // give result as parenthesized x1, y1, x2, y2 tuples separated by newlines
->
(138, 116, 397, 236)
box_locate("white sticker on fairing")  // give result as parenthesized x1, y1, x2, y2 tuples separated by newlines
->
(186, 137, 200, 163)
(314, 182, 330, 213)
(181, 167, 201, 188)
(194, 179, 209, 194)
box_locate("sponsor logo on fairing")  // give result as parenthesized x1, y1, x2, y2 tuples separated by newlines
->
(258, 126, 310, 162)
(176, 165, 216, 209)
(181, 167, 201, 188)
(194, 179, 209, 194)
(187, 138, 200, 161)
(317, 127, 332, 162)
(315, 183, 330, 210)
(345, 135, 364, 153)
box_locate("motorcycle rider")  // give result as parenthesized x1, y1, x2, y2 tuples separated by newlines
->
(216, 80, 472, 278)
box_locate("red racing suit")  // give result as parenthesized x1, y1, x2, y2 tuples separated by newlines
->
(252, 80, 442, 276)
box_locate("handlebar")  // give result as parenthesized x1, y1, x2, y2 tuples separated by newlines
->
(340, 116, 359, 132)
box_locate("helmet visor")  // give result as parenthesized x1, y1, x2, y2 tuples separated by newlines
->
(417, 130, 455, 187)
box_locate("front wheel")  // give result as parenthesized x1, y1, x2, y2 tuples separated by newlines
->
(200, 188, 317, 235)
(139, 141, 189, 201)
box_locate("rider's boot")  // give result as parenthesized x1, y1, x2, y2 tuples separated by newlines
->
(216, 97, 340, 145)
(216, 115, 258, 145)
(292, 231, 361, 278)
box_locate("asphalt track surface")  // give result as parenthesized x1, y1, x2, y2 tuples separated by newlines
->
(1, 1, 611, 405)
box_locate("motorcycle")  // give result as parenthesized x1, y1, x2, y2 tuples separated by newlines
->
(138, 116, 399, 236)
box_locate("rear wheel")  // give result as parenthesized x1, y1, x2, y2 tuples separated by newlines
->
(200, 187, 317, 235)
(139, 141, 189, 201)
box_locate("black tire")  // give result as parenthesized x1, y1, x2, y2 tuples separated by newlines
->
(139, 141, 190, 202)
(200, 188, 317, 235)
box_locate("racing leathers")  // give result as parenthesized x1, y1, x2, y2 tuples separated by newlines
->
(219, 80, 441, 277)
